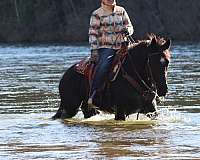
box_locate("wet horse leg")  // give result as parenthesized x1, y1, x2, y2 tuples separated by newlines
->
(52, 104, 63, 120)
(52, 98, 65, 120)
(81, 100, 100, 118)
(115, 106, 126, 120)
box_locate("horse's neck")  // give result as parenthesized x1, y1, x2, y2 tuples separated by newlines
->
(123, 47, 147, 77)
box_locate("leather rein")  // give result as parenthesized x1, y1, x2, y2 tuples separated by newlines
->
(121, 42, 162, 102)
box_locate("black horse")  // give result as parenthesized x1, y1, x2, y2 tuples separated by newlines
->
(52, 35, 171, 121)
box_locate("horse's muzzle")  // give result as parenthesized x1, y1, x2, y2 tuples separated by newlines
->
(146, 111, 159, 120)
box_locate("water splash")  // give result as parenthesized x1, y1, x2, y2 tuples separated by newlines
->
(66, 111, 158, 127)
(157, 106, 191, 124)
(69, 107, 191, 126)
(74, 111, 152, 122)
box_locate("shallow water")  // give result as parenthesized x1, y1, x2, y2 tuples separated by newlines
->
(0, 43, 199, 159)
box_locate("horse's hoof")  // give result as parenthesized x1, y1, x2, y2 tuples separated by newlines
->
(146, 111, 159, 120)
(83, 107, 100, 119)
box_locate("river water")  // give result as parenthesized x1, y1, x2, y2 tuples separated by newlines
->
(0, 43, 199, 159)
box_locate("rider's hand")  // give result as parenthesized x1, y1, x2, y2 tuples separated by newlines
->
(121, 28, 129, 36)
(90, 49, 99, 63)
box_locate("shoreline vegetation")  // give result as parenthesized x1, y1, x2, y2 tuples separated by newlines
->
(0, 0, 200, 43)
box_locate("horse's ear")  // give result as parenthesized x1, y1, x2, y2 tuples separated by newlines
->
(162, 39, 171, 50)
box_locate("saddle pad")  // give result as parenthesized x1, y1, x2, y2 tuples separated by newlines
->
(74, 57, 91, 75)
(74, 47, 128, 81)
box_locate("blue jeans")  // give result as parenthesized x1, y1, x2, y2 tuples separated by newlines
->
(90, 48, 116, 95)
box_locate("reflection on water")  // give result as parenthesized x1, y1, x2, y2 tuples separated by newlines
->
(0, 43, 199, 159)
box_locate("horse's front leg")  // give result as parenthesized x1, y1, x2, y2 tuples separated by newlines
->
(81, 100, 100, 118)
(115, 106, 126, 120)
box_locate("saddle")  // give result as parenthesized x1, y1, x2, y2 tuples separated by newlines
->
(74, 57, 91, 79)
(74, 46, 128, 83)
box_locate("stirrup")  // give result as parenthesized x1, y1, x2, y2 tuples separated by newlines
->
(88, 98, 93, 105)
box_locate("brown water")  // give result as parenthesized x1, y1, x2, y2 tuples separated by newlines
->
(0, 43, 199, 159)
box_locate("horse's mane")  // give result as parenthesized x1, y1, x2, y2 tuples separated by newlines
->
(128, 39, 149, 50)
(128, 33, 171, 60)
(146, 33, 166, 45)
(147, 33, 171, 60)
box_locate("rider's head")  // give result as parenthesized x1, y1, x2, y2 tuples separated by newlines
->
(101, 0, 116, 6)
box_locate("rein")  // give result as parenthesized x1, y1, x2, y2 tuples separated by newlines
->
(110, 34, 162, 102)
(121, 40, 160, 102)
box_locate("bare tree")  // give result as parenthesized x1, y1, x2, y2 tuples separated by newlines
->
(14, 0, 20, 23)
(69, 0, 79, 22)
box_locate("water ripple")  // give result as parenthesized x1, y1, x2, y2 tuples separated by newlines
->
(0, 43, 199, 159)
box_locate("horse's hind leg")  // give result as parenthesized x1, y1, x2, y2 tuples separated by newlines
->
(52, 99, 79, 120)
(81, 100, 100, 118)
(58, 92, 83, 119)
(60, 105, 79, 119)
(52, 105, 63, 120)
(52, 89, 81, 120)
(52, 98, 65, 120)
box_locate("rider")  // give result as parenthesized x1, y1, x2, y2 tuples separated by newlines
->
(88, 0, 134, 106)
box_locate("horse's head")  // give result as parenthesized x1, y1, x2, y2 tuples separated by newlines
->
(147, 36, 171, 97)
(124, 34, 171, 119)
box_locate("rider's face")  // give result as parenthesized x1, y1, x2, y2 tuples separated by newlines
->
(102, 0, 116, 6)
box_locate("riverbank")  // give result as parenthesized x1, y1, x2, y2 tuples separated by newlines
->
(0, 0, 200, 43)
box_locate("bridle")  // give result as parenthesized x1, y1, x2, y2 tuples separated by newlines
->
(111, 33, 167, 104)
(121, 40, 164, 104)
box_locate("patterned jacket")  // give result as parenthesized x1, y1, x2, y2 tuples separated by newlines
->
(89, 3, 134, 51)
